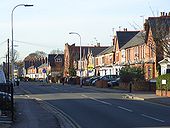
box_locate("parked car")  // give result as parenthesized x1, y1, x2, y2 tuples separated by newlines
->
(92, 75, 119, 86)
(0, 91, 11, 110)
(0, 69, 6, 83)
(82, 77, 92, 86)
(107, 77, 120, 87)
(84, 76, 100, 86)
(92, 75, 118, 86)
(91, 76, 102, 86)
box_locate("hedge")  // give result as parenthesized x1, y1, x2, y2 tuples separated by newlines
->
(156, 73, 170, 90)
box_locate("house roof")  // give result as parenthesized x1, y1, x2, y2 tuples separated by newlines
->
(121, 31, 146, 49)
(97, 45, 115, 56)
(48, 54, 64, 66)
(158, 58, 170, 64)
(148, 16, 170, 40)
(117, 31, 139, 49)
(73, 46, 108, 59)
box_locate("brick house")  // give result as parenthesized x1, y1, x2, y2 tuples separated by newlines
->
(95, 45, 115, 76)
(94, 30, 139, 76)
(64, 43, 108, 77)
(24, 55, 47, 79)
(78, 47, 108, 77)
(110, 30, 139, 75)
(27, 66, 37, 78)
(48, 54, 64, 82)
(37, 63, 50, 79)
(120, 30, 156, 80)
(119, 14, 170, 80)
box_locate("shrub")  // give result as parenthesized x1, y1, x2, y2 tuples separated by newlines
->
(156, 73, 170, 91)
(119, 66, 145, 83)
(69, 67, 76, 76)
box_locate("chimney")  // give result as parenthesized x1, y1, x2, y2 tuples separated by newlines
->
(97, 43, 100, 47)
(162, 12, 165, 16)
(160, 12, 163, 16)
(123, 28, 127, 31)
(169, 12, 170, 16)
(144, 19, 149, 31)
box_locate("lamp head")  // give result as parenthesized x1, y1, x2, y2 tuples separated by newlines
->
(24, 4, 34, 7)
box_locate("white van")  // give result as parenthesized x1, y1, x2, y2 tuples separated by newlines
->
(0, 69, 6, 83)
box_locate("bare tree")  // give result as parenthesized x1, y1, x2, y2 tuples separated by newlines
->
(9, 49, 19, 63)
(148, 16, 170, 59)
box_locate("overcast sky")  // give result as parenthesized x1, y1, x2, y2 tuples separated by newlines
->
(0, 0, 169, 62)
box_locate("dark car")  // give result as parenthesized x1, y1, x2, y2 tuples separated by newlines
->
(92, 75, 118, 86)
(0, 91, 11, 110)
(107, 77, 120, 87)
(85, 76, 100, 86)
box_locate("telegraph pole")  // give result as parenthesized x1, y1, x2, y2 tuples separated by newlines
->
(7, 39, 10, 80)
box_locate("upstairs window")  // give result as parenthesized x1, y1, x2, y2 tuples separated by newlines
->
(55, 57, 62, 62)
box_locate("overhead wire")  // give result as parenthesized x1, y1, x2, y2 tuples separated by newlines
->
(11, 40, 63, 49)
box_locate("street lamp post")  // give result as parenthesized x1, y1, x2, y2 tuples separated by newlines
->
(69, 32, 82, 87)
(11, 4, 33, 83)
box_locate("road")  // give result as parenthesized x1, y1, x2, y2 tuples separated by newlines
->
(17, 82, 170, 128)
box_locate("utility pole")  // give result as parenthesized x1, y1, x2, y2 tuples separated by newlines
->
(7, 39, 10, 80)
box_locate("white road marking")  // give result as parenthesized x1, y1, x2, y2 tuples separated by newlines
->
(81, 94, 112, 106)
(118, 106, 133, 112)
(81, 94, 88, 98)
(35, 98, 42, 101)
(141, 114, 165, 123)
(25, 95, 30, 98)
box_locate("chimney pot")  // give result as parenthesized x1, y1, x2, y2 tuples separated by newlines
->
(160, 12, 163, 16)
(163, 12, 165, 16)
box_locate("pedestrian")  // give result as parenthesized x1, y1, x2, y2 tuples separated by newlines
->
(62, 77, 65, 85)
(129, 81, 133, 93)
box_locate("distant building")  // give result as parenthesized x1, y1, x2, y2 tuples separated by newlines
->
(64, 43, 108, 77)
(48, 54, 64, 82)
(23, 54, 47, 79)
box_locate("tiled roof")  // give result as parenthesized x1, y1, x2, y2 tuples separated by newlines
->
(74, 46, 108, 58)
(148, 16, 170, 40)
(121, 31, 146, 49)
(117, 31, 139, 48)
(48, 54, 56, 63)
(97, 45, 115, 56)
(48, 54, 64, 66)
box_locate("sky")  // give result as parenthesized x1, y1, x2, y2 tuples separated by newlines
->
(0, 0, 169, 62)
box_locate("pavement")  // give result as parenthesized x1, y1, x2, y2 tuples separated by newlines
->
(124, 91, 170, 106)
(0, 85, 61, 128)
(0, 83, 170, 128)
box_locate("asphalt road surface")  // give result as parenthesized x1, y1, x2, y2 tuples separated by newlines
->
(16, 82, 170, 128)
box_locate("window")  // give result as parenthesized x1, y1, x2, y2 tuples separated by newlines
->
(55, 57, 62, 62)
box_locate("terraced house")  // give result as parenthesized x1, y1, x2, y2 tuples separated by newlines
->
(118, 14, 170, 80)
(64, 13, 170, 80)
(64, 43, 108, 77)
(95, 30, 139, 76)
